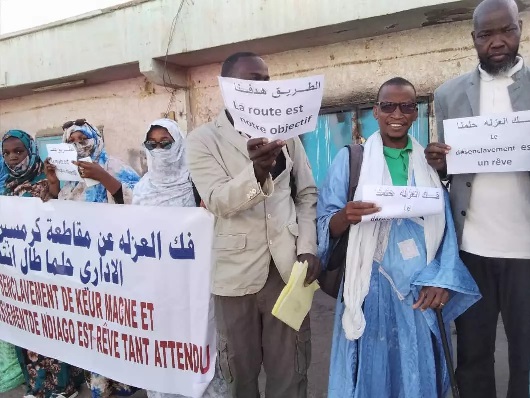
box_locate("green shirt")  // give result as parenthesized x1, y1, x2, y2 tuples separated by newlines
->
(383, 138, 412, 186)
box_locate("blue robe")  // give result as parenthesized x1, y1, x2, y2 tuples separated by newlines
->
(318, 148, 481, 398)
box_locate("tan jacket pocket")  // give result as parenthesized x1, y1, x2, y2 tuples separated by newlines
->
(214, 234, 246, 250)
(287, 223, 299, 237)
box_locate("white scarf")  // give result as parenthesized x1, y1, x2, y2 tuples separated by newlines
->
(342, 132, 445, 341)
(132, 119, 195, 208)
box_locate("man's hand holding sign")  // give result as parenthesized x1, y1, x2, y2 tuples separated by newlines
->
(247, 138, 285, 185)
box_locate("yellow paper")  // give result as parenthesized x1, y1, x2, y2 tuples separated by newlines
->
(272, 261, 319, 331)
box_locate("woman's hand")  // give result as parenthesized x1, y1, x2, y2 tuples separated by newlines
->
(44, 158, 59, 185)
(44, 158, 60, 199)
(73, 160, 107, 181)
(73, 160, 121, 195)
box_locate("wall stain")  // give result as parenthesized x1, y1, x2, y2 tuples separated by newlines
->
(272, 45, 477, 77)
(422, 8, 474, 27)
(140, 79, 156, 97)
(189, 43, 479, 93)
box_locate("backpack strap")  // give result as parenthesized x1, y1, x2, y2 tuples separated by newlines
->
(339, 144, 363, 302)
(346, 144, 364, 201)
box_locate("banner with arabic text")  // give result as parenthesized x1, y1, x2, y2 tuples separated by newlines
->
(0, 196, 215, 398)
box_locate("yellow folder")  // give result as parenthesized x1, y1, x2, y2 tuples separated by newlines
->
(272, 261, 319, 331)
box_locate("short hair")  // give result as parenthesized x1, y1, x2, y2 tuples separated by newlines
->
(377, 77, 416, 101)
(221, 52, 260, 77)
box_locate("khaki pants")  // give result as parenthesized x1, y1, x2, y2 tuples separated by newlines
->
(214, 264, 311, 398)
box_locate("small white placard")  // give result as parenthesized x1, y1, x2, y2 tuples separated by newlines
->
(443, 110, 530, 174)
(218, 75, 324, 140)
(46, 143, 81, 182)
(361, 185, 444, 222)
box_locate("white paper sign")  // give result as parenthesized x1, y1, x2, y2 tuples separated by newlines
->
(219, 75, 324, 140)
(46, 143, 81, 182)
(443, 110, 530, 174)
(361, 185, 444, 222)
(0, 197, 216, 398)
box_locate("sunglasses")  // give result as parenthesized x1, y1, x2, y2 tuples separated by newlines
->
(143, 140, 173, 150)
(62, 119, 88, 130)
(377, 102, 417, 115)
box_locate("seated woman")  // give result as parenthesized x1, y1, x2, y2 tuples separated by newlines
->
(133, 118, 228, 398)
(1, 130, 83, 398)
(44, 120, 140, 398)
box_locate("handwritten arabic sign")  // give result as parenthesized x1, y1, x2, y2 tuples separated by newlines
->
(361, 185, 444, 222)
(0, 197, 215, 398)
(219, 75, 324, 140)
(443, 110, 530, 174)
(46, 144, 81, 182)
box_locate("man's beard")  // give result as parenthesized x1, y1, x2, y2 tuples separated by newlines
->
(479, 51, 519, 76)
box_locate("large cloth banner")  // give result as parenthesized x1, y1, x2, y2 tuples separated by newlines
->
(0, 196, 215, 398)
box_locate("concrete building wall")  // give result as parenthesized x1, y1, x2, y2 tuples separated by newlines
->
(0, 77, 187, 173)
(2, 10, 530, 166)
(188, 12, 530, 132)
(0, 0, 485, 100)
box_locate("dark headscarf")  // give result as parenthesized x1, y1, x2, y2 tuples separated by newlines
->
(2, 130, 47, 198)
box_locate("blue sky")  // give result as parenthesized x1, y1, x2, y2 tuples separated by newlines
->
(0, 0, 129, 34)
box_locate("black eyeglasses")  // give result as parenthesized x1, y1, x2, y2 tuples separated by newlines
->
(377, 102, 417, 115)
(143, 140, 173, 150)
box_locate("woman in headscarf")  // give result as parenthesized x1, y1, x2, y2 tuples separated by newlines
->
(133, 118, 228, 398)
(45, 119, 139, 204)
(133, 118, 196, 207)
(1, 130, 83, 398)
(2, 130, 58, 200)
(44, 120, 140, 398)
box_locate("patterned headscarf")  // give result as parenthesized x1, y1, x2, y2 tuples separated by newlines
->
(62, 123, 106, 163)
(60, 123, 110, 202)
(1, 130, 47, 197)
(133, 119, 195, 207)
(60, 122, 139, 203)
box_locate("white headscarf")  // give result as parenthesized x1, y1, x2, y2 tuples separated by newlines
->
(132, 119, 195, 207)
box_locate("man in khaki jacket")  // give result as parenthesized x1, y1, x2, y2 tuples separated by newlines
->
(186, 52, 319, 398)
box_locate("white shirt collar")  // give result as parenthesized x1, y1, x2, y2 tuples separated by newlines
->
(479, 56, 524, 81)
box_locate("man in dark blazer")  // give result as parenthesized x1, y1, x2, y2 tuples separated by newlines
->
(425, 1, 530, 397)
